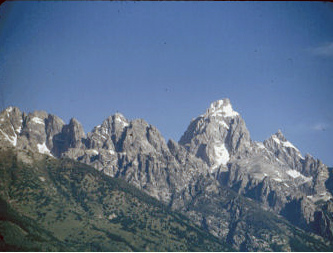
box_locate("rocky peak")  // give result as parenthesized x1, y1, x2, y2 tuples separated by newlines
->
(52, 117, 86, 157)
(19, 111, 49, 151)
(179, 99, 251, 171)
(203, 98, 239, 119)
(275, 129, 287, 142)
(64, 118, 86, 147)
(45, 114, 65, 151)
(0, 108, 60, 156)
(108, 112, 129, 146)
(87, 113, 130, 151)
(262, 130, 304, 173)
(113, 112, 129, 128)
(0, 107, 23, 147)
(1, 106, 22, 119)
(264, 130, 302, 159)
(120, 118, 169, 157)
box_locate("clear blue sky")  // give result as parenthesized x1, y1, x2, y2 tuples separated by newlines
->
(1, 1, 333, 165)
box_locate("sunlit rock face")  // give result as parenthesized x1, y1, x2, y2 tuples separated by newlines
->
(1, 99, 333, 247)
(179, 99, 251, 172)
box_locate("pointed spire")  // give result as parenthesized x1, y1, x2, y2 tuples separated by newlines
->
(275, 129, 286, 141)
(204, 98, 239, 118)
(68, 117, 86, 139)
(69, 117, 80, 126)
(113, 112, 129, 127)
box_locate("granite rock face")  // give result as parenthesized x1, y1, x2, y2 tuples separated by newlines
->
(179, 99, 251, 172)
(30, 112, 209, 205)
(52, 118, 86, 157)
(177, 100, 333, 240)
(0, 107, 23, 148)
(0, 107, 64, 156)
(1, 100, 332, 250)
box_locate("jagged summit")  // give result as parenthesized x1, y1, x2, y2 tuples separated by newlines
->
(274, 129, 287, 142)
(113, 112, 127, 120)
(202, 98, 239, 119)
(1, 105, 333, 249)
(113, 112, 129, 127)
(267, 129, 302, 155)
(179, 99, 251, 171)
(69, 117, 82, 127)
(3, 106, 20, 113)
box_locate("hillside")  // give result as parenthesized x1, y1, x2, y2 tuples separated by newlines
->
(0, 147, 233, 251)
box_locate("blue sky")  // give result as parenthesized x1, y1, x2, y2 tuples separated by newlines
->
(0, 1, 333, 165)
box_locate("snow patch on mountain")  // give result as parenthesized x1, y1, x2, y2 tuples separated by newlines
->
(0, 129, 17, 146)
(286, 169, 312, 182)
(219, 121, 229, 129)
(90, 149, 99, 155)
(6, 107, 13, 113)
(307, 192, 332, 202)
(115, 113, 129, 127)
(37, 142, 52, 156)
(282, 140, 304, 159)
(32, 117, 45, 125)
(255, 142, 266, 150)
(269, 132, 304, 159)
(204, 99, 239, 118)
(273, 132, 299, 151)
(211, 142, 229, 171)
(272, 135, 281, 144)
(286, 169, 302, 178)
(282, 140, 298, 150)
(16, 126, 22, 133)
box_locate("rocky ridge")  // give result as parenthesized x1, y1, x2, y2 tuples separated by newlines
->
(1, 100, 333, 250)
(179, 99, 333, 240)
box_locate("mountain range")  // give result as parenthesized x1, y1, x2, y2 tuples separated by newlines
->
(0, 99, 332, 251)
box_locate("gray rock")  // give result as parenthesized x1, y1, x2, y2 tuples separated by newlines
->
(53, 118, 86, 157)
(179, 99, 251, 171)
(177, 100, 332, 240)
(45, 114, 65, 151)
(2, 102, 333, 249)
(263, 130, 304, 171)
(0, 107, 23, 148)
